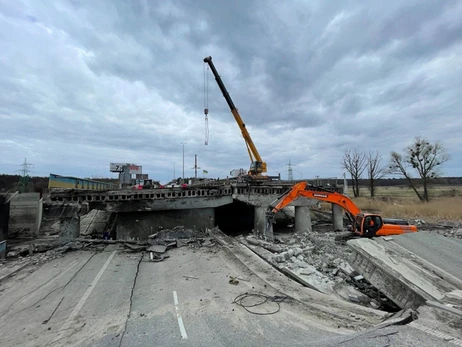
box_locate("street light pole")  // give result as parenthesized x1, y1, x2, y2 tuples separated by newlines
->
(181, 142, 186, 183)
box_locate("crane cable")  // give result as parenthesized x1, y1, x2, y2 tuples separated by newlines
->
(204, 64, 209, 145)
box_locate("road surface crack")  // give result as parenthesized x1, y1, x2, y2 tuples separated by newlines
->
(118, 252, 143, 347)
(5, 253, 96, 317)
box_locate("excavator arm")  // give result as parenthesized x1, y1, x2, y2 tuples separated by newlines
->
(269, 182, 361, 221)
(268, 181, 418, 237)
(203, 56, 267, 174)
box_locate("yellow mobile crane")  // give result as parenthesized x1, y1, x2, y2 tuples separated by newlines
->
(204, 56, 275, 180)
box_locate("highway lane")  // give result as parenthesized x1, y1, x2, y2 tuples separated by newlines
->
(0, 241, 456, 347)
(392, 232, 462, 281)
(0, 246, 138, 347)
(0, 245, 339, 347)
(116, 245, 336, 347)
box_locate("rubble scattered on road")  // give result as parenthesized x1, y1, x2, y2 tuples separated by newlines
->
(124, 243, 147, 252)
(147, 245, 167, 253)
(183, 275, 199, 280)
(229, 276, 239, 285)
(415, 220, 462, 239)
(149, 252, 169, 262)
(238, 230, 399, 311)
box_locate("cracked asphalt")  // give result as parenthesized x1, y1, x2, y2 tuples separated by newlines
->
(0, 243, 455, 347)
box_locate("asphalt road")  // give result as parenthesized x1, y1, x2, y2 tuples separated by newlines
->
(392, 232, 462, 280)
(0, 243, 456, 347)
(0, 245, 337, 347)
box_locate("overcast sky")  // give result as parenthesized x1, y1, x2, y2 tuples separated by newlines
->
(1, 0, 461, 184)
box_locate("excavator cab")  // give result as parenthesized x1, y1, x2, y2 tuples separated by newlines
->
(353, 214, 383, 237)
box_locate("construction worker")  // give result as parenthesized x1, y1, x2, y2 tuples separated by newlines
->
(366, 218, 375, 235)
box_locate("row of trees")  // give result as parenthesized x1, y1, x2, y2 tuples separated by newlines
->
(342, 137, 450, 201)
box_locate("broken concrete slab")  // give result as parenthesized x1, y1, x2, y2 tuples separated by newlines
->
(245, 236, 283, 253)
(147, 245, 167, 254)
(155, 226, 204, 240)
(209, 227, 390, 329)
(444, 290, 462, 308)
(332, 258, 357, 277)
(202, 238, 214, 247)
(348, 237, 462, 310)
(238, 236, 336, 294)
(375, 308, 416, 329)
(124, 243, 147, 252)
(426, 300, 462, 317)
(333, 282, 379, 308)
(281, 266, 335, 294)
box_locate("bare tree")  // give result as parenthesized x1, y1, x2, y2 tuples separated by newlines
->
(367, 151, 386, 198)
(342, 149, 366, 197)
(389, 137, 450, 201)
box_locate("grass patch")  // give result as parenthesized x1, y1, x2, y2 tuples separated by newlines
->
(317, 187, 462, 222)
(352, 197, 462, 222)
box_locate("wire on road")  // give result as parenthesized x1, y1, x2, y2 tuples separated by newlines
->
(232, 292, 291, 315)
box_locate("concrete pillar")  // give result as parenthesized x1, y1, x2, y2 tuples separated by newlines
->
(332, 204, 344, 231)
(254, 206, 272, 241)
(295, 206, 312, 237)
(59, 216, 80, 241)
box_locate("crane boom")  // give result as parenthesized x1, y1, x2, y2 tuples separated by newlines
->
(203, 56, 267, 175)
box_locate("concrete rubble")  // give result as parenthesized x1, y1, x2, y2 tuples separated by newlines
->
(237, 232, 396, 310)
(120, 225, 217, 260)
(348, 235, 462, 308)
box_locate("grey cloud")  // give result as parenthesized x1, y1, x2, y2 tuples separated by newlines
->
(1, 0, 461, 182)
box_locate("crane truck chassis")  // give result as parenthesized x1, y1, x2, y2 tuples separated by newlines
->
(267, 182, 418, 238)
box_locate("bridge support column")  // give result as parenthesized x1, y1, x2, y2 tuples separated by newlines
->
(332, 204, 343, 231)
(254, 206, 272, 241)
(59, 216, 80, 240)
(295, 206, 311, 237)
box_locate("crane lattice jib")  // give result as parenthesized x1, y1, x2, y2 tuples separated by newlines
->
(204, 56, 264, 166)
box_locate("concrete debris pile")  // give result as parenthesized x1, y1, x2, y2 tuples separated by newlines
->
(240, 233, 397, 311)
(147, 225, 215, 249)
(2, 239, 90, 267)
(118, 226, 216, 260)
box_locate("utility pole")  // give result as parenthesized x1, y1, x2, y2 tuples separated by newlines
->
(173, 163, 176, 181)
(181, 142, 186, 183)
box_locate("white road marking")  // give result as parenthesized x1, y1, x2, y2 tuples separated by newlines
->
(55, 251, 117, 341)
(173, 291, 188, 339)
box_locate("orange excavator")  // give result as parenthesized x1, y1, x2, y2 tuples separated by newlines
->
(267, 182, 418, 237)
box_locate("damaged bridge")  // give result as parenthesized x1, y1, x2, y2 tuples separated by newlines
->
(48, 182, 344, 241)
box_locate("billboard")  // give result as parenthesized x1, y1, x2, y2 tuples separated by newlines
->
(129, 165, 142, 175)
(110, 163, 126, 172)
(136, 174, 148, 180)
(110, 163, 142, 174)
